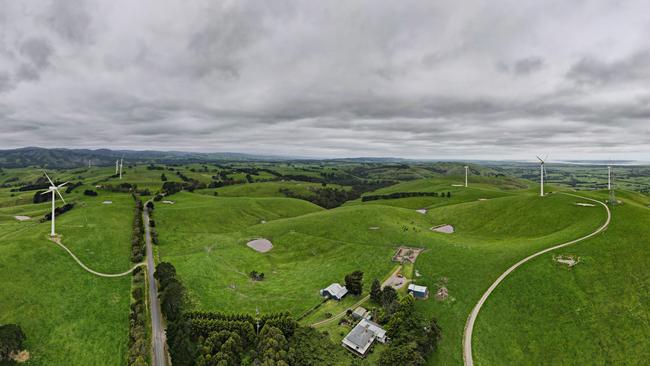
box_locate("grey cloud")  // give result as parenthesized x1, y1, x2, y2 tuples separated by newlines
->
(46, 0, 92, 44)
(567, 51, 650, 85)
(19, 38, 53, 69)
(0, 0, 649, 160)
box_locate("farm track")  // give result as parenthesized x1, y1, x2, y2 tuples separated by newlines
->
(462, 193, 612, 366)
(49, 236, 145, 277)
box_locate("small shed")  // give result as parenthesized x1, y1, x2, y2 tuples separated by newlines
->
(320, 283, 348, 301)
(408, 284, 429, 299)
(352, 306, 370, 320)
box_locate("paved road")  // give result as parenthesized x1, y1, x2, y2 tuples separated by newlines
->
(49, 236, 145, 277)
(144, 205, 168, 366)
(462, 193, 611, 366)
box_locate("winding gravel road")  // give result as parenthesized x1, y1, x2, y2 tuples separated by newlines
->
(463, 193, 611, 366)
(49, 237, 145, 277)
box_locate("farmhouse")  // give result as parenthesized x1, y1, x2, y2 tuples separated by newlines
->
(320, 283, 348, 300)
(342, 319, 387, 356)
(408, 284, 429, 299)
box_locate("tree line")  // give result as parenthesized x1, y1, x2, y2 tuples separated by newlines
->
(362, 191, 451, 202)
(127, 195, 149, 365)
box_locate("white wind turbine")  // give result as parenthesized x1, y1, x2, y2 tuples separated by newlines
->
(536, 155, 548, 197)
(119, 157, 124, 179)
(607, 162, 612, 191)
(115, 159, 119, 175)
(464, 166, 469, 187)
(41, 171, 68, 237)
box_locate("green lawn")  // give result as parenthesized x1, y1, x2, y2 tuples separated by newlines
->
(0, 189, 134, 365)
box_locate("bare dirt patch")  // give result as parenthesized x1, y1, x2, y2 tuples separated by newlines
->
(162, 200, 175, 204)
(392, 246, 424, 263)
(431, 224, 454, 234)
(10, 350, 30, 363)
(369, 226, 380, 230)
(247, 238, 273, 253)
(14, 215, 31, 221)
(575, 202, 595, 207)
(102, 201, 113, 204)
(415, 209, 427, 214)
(554, 254, 580, 267)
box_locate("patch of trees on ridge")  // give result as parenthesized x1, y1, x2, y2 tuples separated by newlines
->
(362, 191, 451, 202)
(42, 203, 74, 221)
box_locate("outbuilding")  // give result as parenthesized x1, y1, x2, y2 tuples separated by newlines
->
(352, 306, 370, 320)
(320, 283, 348, 301)
(407, 284, 429, 299)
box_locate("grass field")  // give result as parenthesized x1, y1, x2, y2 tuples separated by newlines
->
(154, 177, 612, 365)
(2, 162, 648, 365)
(472, 190, 650, 365)
(0, 186, 134, 365)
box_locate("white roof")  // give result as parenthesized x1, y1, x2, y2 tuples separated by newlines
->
(323, 283, 348, 298)
(408, 284, 428, 293)
(342, 319, 387, 355)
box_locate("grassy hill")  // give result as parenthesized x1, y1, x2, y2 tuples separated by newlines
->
(0, 188, 134, 365)
(472, 190, 650, 365)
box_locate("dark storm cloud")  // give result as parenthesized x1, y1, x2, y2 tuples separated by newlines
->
(0, 0, 649, 159)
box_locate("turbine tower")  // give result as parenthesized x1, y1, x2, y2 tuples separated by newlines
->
(536, 155, 547, 197)
(607, 164, 611, 191)
(119, 158, 123, 179)
(464, 166, 469, 187)
(41, 171, 68, 237)
(115, 159, 119, 175)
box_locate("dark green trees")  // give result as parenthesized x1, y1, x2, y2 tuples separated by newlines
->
(344, 270, 364, 296)
(0, 324, 26, 361)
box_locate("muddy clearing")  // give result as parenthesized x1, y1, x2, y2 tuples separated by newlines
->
(392, 246, 424, 263)
(14, 215, 31, 221)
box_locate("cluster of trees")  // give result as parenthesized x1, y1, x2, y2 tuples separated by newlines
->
(362, 191, 451, 202)
(279, 187, 353, 209)
(32, 190, 52, 204)
(103, 182, 137, 193)
(127, 267, 149, 365)
(161, 173, 167, 181)
(84, 189, 98, 196)
(0, 324, 26, 362)
(161, 180, 206, 195)
(370, 279, 399, 315)
(379, 296, 442, 366)
(155, 262, 186, 322)
(249, 271, 265, 281)
(64, 181, 83, 193)
(170, 311, 302, 366)
(146, 202, 159, 245)
(42, 203, 74, 221)
(344, 271, 364, 296)
(11, 176, 50, 192)
(147, 164, 166, 170)
(131, 197, 145, 263)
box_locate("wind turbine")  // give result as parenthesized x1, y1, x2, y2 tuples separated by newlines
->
(119, 157, 124, 179)
(464, 166, 469, 187)
(536, 155, 548, 197)
(607, 163, 612, 191)
(41, 171, 68, 237)
(115, 159, 119, 175)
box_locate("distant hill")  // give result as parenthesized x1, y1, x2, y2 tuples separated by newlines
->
(0, 147, 292, 168)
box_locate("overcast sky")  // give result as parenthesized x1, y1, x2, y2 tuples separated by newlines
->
(1, 1, 650, 160)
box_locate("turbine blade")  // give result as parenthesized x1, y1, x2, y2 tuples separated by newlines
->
(55, 189, 66, 204)
(43, 170, 55, 186)
(536, 155, 543, 163)
(41, 189, 54, 195)
(57, 181, 69, 188)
